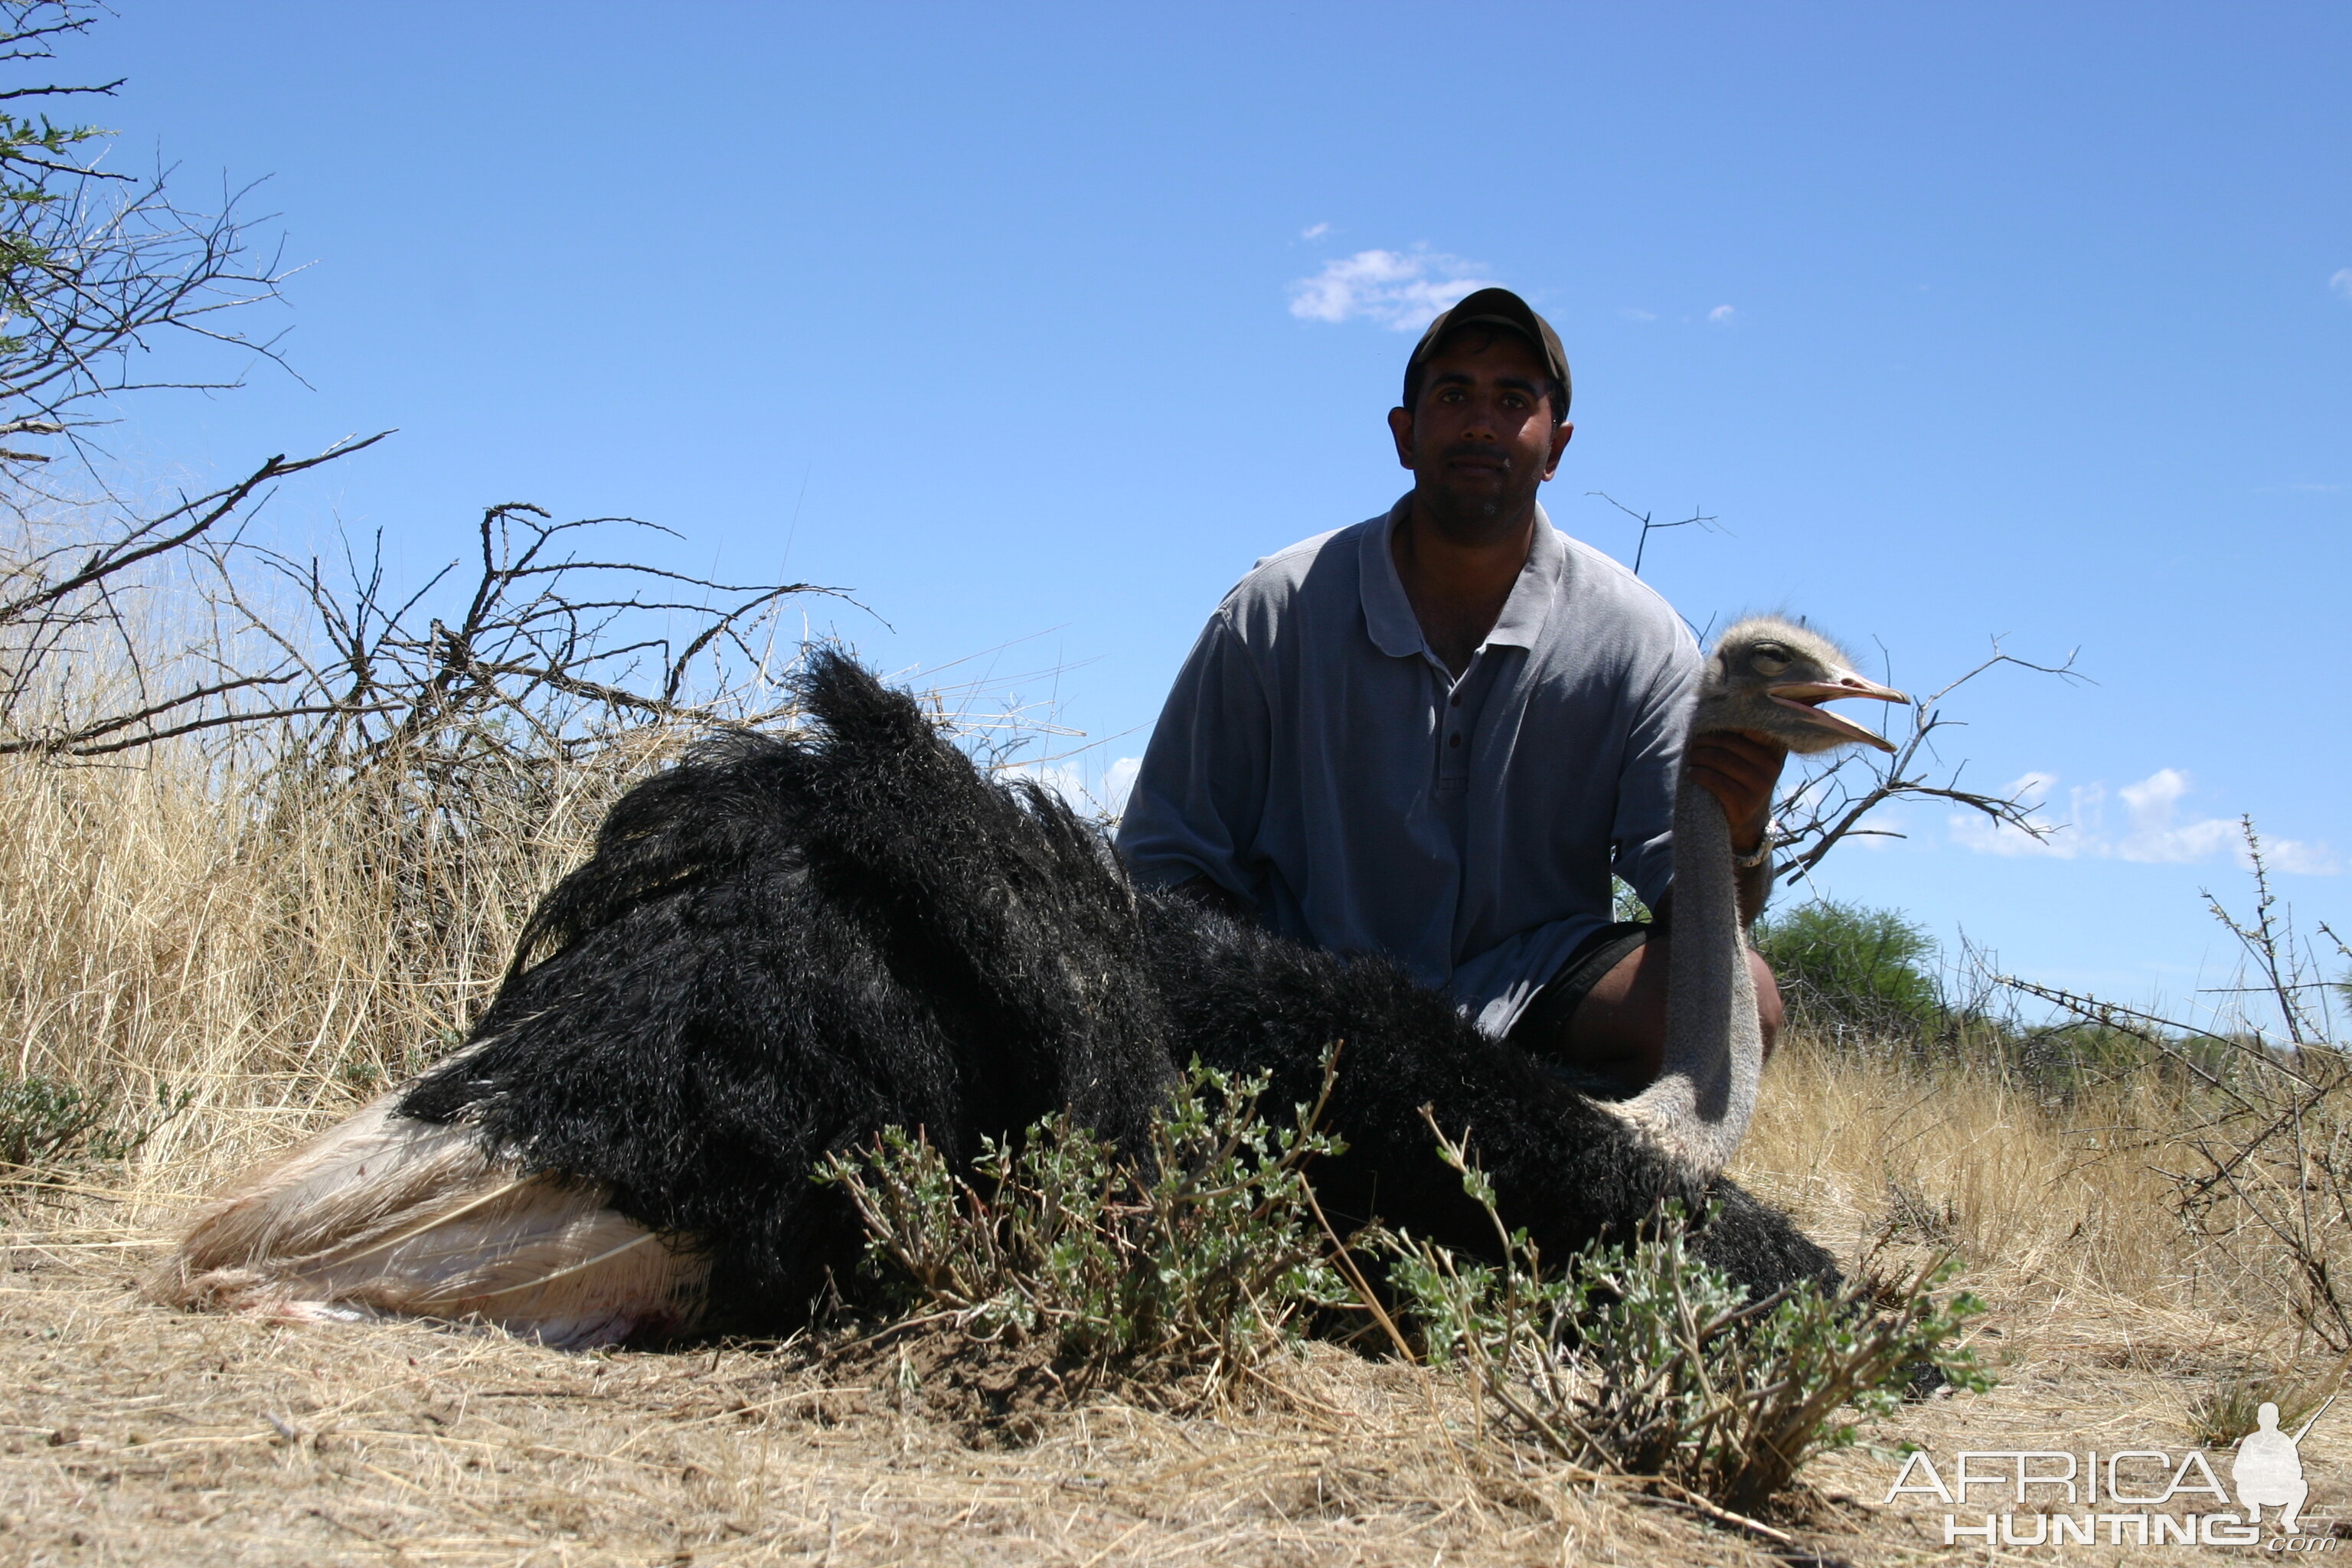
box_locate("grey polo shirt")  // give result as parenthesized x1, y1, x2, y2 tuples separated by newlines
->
(1115, 495, 1700, 1038)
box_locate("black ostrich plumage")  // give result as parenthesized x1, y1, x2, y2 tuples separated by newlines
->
(398, 649, 1835, 1331)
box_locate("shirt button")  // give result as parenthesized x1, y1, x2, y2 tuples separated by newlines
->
(1449, 733, 1462, 748)
(1449, 693, 1461, 707)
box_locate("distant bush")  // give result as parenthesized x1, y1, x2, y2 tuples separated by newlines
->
(1756, 899, 1942, 1041)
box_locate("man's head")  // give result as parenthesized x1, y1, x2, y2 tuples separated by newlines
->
(1401, 288, 1570, 423)
(1388, 288, 1575, 544)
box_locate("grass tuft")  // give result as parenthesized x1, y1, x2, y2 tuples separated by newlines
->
(2184, 1364, 2341, 1449)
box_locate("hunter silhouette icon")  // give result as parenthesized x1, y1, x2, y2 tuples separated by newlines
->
(2235, 1396, 2333, 1531)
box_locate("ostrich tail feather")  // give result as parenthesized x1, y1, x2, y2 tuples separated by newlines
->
(152, 1083, 708, 1349)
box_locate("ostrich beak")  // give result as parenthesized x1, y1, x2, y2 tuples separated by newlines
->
(1767, 671, 1907, 753)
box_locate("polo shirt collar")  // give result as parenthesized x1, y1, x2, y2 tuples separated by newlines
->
(1360, 495, 1566, 661)
(1360, 496, 1426, 658)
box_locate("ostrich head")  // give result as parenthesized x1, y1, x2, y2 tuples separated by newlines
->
(1693, 616, 1906, 755)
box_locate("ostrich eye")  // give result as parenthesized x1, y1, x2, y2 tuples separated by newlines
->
(1747, 645, 1792, 677)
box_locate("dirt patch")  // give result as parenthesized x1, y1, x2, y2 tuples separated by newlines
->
(815, 1325, 1078, 1447)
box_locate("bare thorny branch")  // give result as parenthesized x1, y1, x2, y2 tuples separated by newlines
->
(1769, 639, 2087, 888)
(1589, 491, 1725, 581)
(1589, 490, 2082, 889)
(0, 436, 393, 754)
(0, 433, 845, 770)
(244, 500, 841, 780)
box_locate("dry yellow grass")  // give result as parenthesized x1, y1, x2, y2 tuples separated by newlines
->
(1739, 1037, 2193, 1311)
(1, 743, 2345, 1563)
(0, 743, 669, 1186)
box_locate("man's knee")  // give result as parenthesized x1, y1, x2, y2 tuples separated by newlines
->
(1530, 936, 1785, 1092)
(1536, 938, 1664, 1094)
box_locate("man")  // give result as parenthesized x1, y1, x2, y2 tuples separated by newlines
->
(1114, 287, 1785, 1093)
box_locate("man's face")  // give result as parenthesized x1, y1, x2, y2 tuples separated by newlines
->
(1387, 330, 1574, 541)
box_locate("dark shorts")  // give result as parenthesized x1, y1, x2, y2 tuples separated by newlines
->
(1506, 919, 1653, 1055)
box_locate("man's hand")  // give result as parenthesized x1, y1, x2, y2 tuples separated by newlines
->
(1686, 730, 1786, 855)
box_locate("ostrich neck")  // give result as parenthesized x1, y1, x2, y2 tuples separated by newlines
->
(1604, 756, 1762, 1177)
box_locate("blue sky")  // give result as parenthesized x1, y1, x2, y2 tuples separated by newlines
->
(77, 2, 2352, 1015)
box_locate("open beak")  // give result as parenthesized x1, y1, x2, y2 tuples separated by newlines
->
(1767, 671, 1908, 753)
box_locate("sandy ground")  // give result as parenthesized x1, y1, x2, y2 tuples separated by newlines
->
(5, 1200, 2346, 1568)
(0, 1208, 1741, 1568)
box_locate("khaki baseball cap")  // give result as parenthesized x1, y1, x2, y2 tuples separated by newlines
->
(1403, 286, 1571, 419)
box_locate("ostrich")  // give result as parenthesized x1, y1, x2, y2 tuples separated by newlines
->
(156, 619, 1900, 1344)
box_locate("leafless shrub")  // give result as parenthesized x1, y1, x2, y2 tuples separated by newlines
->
(0, 439, 387, 757)
(2, 457, 838, 760)
(244, 502, 830, 773)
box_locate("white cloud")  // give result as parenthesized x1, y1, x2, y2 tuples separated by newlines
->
(2113, 768, 2238, 863)
(1300, 221, 1330, 240)
(2332, 267, 2352, 302)
(2270, 838, 2342, 876)
(1000, 760, 1085, 806)
(1619, 306, 1657, 322)
(1288, 247, 1499, 332)
(1101, 755, 1142, 817)
(998, 755, 1144, 821)
(1707, 304, 1736, 324)
(1946, 767, 2337, 874)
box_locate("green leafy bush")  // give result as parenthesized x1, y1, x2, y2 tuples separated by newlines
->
(1377, 1115, 1991, 1514)
(0, 1072, 184, 1188)
(1756, 899, 1942, 1042)
(817, 1057, 1350, 1396)
(0, 1073, 103, 1176)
